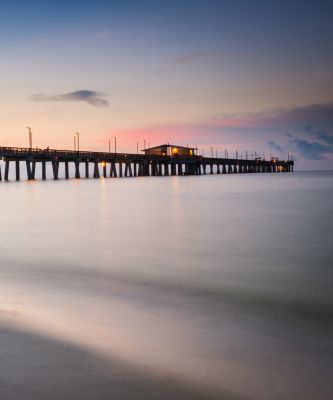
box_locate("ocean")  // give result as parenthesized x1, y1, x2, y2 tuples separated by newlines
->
(0, 171, 332, 399)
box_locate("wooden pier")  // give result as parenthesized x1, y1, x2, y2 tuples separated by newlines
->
(0, 146, 294, 182)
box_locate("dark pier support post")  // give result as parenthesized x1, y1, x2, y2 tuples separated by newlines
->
(75, 161, 80, 179)
(164, 163, 169, 176)
(124, 163, 133, 177)
(133, 162, 137, 177)
(85, 161, 89, 178)
(138, 162, 143, 176)
(65, 162, 69, 179)
(210, 164, 214, 174)
(171, 163, 176, 176)
(222, 164, 227, 174)
(103, 163, 107, 178)
(26, 161, 33, 180)
(228, 164, 232, 174)
(15, 160, 20, 181)
(110, 162, 117, 177)
(42, 161, 46, 180)
(177, 163, 182, 175)
(0, 164, 2, 181)
(128, 163, 133, 177)
(52, 161, 59, 180)
(31, 162, 36, 179)
(119, 162, 123, 177)
(233, 164, 237, 173)
(144, 163, 150, 176)
(151, 162, 157, 176)
(239, 164, 242, 173)
(93, 162, 100, 178)
(5, 161, 9, 181)
(217, 164, 220, 174)
(203, 164, 206, 175)
(154, 163, 159, 176)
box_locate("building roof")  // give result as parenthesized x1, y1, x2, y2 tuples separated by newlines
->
(143, 144, 197, 151)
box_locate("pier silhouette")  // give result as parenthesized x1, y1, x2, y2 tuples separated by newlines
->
(0, 146, 293, 181)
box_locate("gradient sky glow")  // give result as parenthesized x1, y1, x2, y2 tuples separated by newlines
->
(1, 0, 332, 169)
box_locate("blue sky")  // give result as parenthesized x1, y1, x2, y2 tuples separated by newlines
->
(1, 0, 332, 169)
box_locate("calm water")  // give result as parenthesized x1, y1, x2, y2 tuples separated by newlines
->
(0, 171, 333, 399)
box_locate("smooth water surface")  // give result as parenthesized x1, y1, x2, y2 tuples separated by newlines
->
(0, 171, 332, 399)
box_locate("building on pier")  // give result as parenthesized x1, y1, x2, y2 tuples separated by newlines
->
(143, 144, 197, 157)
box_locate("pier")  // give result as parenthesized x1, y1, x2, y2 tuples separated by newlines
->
(0, 146, 293, 182)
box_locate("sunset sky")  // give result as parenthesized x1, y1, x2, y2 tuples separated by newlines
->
(1, 0, 332, 170)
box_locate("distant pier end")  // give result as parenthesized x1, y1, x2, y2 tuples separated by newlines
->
(0, 144, 293, 182)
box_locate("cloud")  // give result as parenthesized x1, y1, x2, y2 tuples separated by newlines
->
(268, 123, 333, 160)
(164, 51, 224, 66)
(267, 140, 284, 152)
(31, 90, 109, 107)
(286, 135, 330, 160)
(301, 124, 333, 145)
(155, 51, 230, 76)
(213, 102, 333, 129)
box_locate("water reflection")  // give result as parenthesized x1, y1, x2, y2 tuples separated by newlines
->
(1, 172, 333, 399)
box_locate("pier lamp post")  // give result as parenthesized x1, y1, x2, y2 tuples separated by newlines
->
(74, 132, 80, 152)
(108, 139, 111, 153)
(136, 142, 139, 154)
(26, 127, 33, 149)
(143, 139, 146, 150)
(113, 136, 117, 154)
(210, 146, 213, 158)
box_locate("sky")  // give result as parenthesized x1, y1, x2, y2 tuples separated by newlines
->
(0, 0, 332, 170)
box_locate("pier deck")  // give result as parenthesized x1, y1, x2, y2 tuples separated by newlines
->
(0, 146, 293, 181)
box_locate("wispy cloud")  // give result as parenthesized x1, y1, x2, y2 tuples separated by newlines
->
(301, 123, 333, 145)
(268, 140, 284, 152)
(268, 123, 333, 160)
(285, 133, 330, 160)
(213, 102, 333, 129)
(164, 51, 224, 66)
(31, 90, 109, 107)
(155, 51, 228, 76)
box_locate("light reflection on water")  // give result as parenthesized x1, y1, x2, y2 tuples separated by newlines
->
(0, 171, 333, 399)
